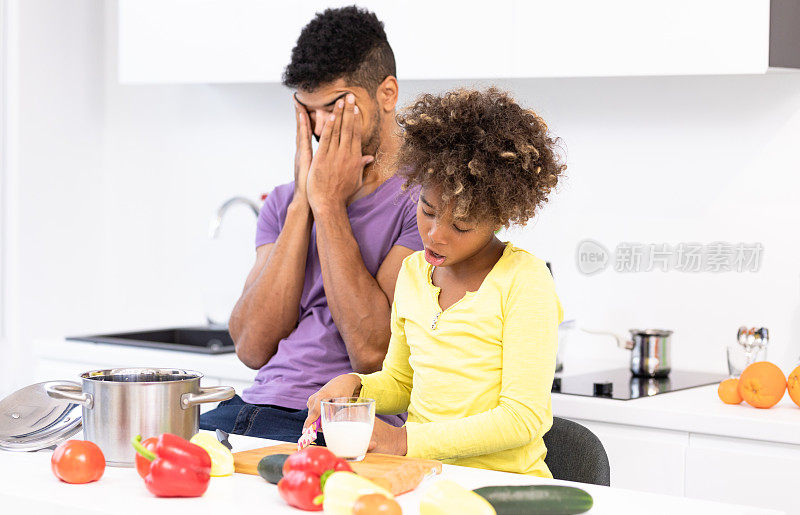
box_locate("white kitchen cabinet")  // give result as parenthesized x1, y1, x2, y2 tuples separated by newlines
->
(118, 1, 305, 83)
(566, 417, 799, 514)
(685, 434, 800, 514)
(118, 0, 771, 84)
(570, 418, 688, 496)
(509, 1, 768, 78)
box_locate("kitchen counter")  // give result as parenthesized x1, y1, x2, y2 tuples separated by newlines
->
(34, 339, 800, 445)
(30, 338, 797, 512)
(551, 362, 800, 513)
(553, 382, 800, 446)
(0, 432, 781, 515)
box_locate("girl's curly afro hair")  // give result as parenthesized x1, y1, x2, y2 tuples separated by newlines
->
(396, 87, 565, 227)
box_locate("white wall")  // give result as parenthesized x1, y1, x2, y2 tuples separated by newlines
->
(4, 0, 800, 394)
(0, 0, 9, 394)
(494, 74, 800, 372)
(3, 0, 107, 396)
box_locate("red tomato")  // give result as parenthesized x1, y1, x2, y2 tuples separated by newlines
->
(353, 494, 402, 515)
(51, 440, 106, 484)
(134, 437, 159, 478)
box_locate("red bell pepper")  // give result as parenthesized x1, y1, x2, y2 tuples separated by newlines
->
(277, 446, 352, 511)
(132, 434, 211, 498)
(134, 437, 158, 479)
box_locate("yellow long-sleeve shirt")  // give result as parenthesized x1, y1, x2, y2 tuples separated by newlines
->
(358, 243, 563, 477)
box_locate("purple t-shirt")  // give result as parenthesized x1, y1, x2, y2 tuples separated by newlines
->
(242, 175, 423, 417)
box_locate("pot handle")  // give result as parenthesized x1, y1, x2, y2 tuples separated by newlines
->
(181, 386, 235, 409)
(581, 328, 635, 350)
(45, 382, 94, 409)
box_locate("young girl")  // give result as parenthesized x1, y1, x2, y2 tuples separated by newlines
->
(305, 87, 565, 477)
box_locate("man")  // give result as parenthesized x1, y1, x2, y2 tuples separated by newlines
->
(200, 6, 422, 442)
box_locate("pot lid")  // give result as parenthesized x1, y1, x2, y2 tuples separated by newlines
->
(0, 381, 82, 451)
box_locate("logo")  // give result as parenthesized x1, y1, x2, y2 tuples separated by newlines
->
(576, 239, 610, 275)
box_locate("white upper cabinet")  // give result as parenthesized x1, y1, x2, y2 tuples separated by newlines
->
(118, 0, 773, 84)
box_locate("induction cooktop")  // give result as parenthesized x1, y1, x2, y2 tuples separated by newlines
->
(552, 368, 726, 400)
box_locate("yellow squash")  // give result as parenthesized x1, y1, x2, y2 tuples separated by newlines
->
(189, 432, 234, 477)
(322, 471, 394, 515)
(420, 480, 496, 515)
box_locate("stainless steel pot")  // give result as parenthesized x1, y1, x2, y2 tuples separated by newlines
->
(584, 328, 673, 378)
(45, 368, 234, 467)
(629, 329, 672, 378)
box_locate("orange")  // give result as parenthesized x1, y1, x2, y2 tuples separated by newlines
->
(737, 361, 786, 409)
(717, 378, 742, 404)
(788, 366, 800, 408)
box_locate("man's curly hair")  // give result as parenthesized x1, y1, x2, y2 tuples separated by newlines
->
(396, 87, 565, 227)
(283, 6, 395, 94)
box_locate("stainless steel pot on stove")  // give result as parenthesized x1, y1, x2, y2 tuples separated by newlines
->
(584, 328, 673, 378)
(45, 368, 234, 467)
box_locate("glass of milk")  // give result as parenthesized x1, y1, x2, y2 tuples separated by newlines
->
(320, 397, 376, 461)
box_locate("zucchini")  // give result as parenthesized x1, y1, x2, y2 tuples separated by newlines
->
(257, 454, 290, 484)
(473, 485, 593, 515)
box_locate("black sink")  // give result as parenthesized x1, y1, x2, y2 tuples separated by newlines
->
(68, 327, 235, 354)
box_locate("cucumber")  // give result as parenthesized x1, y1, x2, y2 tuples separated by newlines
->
(257, 454, 290, 484)
(473, 485, 593, 515)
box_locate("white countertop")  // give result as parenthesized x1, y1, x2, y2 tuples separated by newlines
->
(35, 339, 800, 445)
(551, 358, 800, 445)
(0, 432, 781, 515)
(553, 382, 800, 445)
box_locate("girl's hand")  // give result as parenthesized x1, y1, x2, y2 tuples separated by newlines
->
(368, 419, 408, 456)
(304, 373, 362, 430)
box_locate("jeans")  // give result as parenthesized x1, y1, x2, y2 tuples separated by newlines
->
(199, 395, 326, 445)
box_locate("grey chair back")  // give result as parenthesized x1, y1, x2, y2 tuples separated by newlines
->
(543, 417, 611, 486)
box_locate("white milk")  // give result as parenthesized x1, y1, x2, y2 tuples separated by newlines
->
(322, 420, 373, 459)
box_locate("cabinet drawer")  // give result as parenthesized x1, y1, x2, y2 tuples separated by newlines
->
(569, 418, 688, 496)
(685, 433, 800, 514)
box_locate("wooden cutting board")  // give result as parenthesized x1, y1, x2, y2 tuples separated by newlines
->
(233, 443, 441, 495)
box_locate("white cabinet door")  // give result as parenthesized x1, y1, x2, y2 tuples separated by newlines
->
(511, 0, 768, 78)
(373, 0, 515, 80)
(685, 434, 800, 514)
(569, 418, 688, 496)
(118, 0, 315, 83)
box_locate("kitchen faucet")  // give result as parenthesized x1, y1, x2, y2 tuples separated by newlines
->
(205, 195, 262, 327)
(209, 196, 261, 238)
